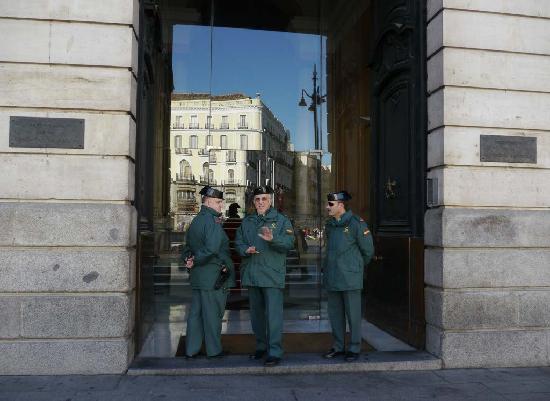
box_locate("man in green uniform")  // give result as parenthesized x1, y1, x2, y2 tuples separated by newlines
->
(323, 190, 374, 362)
(235, 185, 294, 366)
(183, 185, 235, 359)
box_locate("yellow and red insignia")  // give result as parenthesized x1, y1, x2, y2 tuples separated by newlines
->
(363, 229, 370, 236)
(271, 222, 277, 228)
(343, 226, 349, 233)
(286, 229, 293, 234)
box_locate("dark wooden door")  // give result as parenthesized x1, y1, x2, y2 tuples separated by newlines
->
(365, 0, 426, 348)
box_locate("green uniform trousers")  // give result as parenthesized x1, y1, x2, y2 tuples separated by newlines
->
(327, 289, 362, 353)
(248, 286, 284, 358)
(185, 288, 227, 357)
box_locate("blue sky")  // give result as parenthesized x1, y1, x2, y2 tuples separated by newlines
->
(172, 25, 328, 152)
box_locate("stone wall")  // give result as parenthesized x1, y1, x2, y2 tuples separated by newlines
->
(425, 0, 550, 367)
(0, 1, 139, 374)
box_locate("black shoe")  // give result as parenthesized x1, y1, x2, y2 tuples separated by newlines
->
(207, 351, 226, 359)
(323, 349, 345, 359)
(184, 353, 198, 360)
(345, 352, 360, 362)
(249, 350, 267, 360)
(264, 356, 281, 367)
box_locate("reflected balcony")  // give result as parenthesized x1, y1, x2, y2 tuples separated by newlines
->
(189, 123, 200, 129)
(177, 200, 198, 214)
(172, 123, 184, 129)
(175, 148, 192, 155)
(223, 179, 241, 186)
(198, 149, 209, 156)
(199, 176, 217, 185)
(175, 173, 195, 184)
(220, 123, 230, 129)
(237, 124, 248, 129)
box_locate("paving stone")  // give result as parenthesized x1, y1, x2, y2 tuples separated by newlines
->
(12, 391, 77, 401)
(483, 379, 550, 395)
(434, 367, 550, 383)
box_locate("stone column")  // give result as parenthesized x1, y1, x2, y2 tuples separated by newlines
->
(425, 0, 550, 367)
(0, 0, 139, 374)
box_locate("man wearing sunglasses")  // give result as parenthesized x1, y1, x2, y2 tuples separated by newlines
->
(182, 185, 235, 359)
(235, 185, 295, 366)
(323, 191, 374, 362)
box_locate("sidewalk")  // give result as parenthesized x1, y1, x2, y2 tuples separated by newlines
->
(1, 366, 550, 401)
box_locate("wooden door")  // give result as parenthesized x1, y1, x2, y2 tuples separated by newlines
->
(365, 0, 427, 348)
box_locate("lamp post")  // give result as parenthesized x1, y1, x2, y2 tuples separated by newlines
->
(299, 64, 326, 150)
(299, 64, 326, 288)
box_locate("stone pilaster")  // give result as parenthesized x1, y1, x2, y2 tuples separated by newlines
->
(425, 0, 550, 367)
(0, 0, 140, 374)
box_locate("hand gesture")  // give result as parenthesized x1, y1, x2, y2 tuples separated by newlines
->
(258, 226, 273, 242)
(245, 246, 259, 254)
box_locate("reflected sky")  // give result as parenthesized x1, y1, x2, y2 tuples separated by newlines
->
(172, 25, 328, 153)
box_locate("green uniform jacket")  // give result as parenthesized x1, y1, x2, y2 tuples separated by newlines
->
(234, 207, 295, 289)
(323, 210, 374, 291)
(182, 205, 236, 290)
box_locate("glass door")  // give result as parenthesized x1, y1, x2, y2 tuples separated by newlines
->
(137, 0, 331, 357)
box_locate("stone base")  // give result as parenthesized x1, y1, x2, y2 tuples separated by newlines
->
(427, 325, 550, 368)
(0, 337, 134, 375)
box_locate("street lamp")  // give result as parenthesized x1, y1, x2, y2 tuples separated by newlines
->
(298, 64, 326, 150)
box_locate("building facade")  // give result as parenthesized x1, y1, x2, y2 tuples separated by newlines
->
(169, 93, 293, 228)
(1, 0, 550, 374)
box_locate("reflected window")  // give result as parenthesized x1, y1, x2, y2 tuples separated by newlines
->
(190, 115, 198, 129)
(206, 134, 213, 146)
(190, 135, 198, 148)
(220, 135, 227, 148)
(221, 115, 229, 129)
(202, 162, 209, 183)
(206, 115, 213, 129)
(225, 189, 236, 203)
(209, 151, 217, 164)
(208, 169, 214, 182)
(228, 169, 235, 184)
(239, 115, 247, 129)
(174, 115, 183, 129)
(178, 159, 192, 180)
(226, 149, 236, 162)
(240, 134, 248, 150)
(174, 135, 182, 149)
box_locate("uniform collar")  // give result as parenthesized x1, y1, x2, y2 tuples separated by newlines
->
(256, 207, 276, 220)
(330, 210, 352, 226)
(200, 204, 222, 217)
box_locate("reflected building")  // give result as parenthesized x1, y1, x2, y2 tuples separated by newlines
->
(169, 93, 294, 229)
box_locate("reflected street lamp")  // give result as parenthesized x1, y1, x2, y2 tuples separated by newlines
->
(298, 64, 326, 150)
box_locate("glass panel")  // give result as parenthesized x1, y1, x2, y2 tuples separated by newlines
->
(208, 149, 325, 323)
(138, 0, 337, 357)
(137, 17, 214, 357)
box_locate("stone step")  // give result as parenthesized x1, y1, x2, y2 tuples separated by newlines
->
(128, 351, 441, 376)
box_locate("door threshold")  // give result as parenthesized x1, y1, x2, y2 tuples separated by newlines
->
(128, 351, 441, 375)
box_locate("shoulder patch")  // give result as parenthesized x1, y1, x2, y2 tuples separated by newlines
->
(363, 229, 370, 236)
(286, 229, 293, 235)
